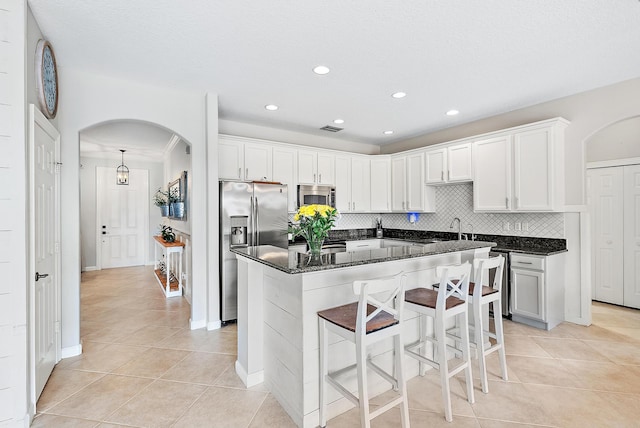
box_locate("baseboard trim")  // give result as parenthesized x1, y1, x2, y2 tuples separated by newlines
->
(83, 266, 98, 272)
(61, 343, 83, 358)
(145, 260, 155, 266)
(235, 360, 263, 388)
(189, 318, 206, 330)
(207, 320, 222, 331)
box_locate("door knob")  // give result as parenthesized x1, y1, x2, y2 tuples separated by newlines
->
(102, 231, 107, 235)
(35, 272, 49, 281)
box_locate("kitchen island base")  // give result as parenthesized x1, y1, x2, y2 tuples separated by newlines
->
(235, 245, 491, 427)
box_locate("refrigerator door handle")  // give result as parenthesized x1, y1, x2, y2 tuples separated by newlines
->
(250, 196, 255, 246)
(255, 197, 260, 246)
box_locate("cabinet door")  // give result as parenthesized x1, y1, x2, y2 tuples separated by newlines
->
(272, 147, 297, 212)
(513, 128, 553, 210)
(351, 156, 371, 212)
(370, 157, 391, 212)
(425, 148, 446, 184)
(511, 267, 545, 322)
(218, 138, 243, 180)
(391, 156, 406, 211)
(244, 142, 272, 181)
(334, 155, 351, 212)
(405, 152, 424, 211)
(297, 150, 317, 184)
(473, 136, 512, 211)
(346, 239, 381, 252)
(447, 143, 472, 182)
(317, 152, 335, 185)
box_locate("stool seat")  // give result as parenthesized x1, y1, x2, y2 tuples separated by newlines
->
(468, 282, 500, 297)
(318, 302, 398, 334)
(405, 287, 465, 310)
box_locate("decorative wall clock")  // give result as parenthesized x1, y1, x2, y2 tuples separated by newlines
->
(35, 39, 58, 119)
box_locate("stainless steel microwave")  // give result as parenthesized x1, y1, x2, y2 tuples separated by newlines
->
(297, 184, 336, 209)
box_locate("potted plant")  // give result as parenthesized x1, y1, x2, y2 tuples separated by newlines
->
(160, 224, 175, 243)
(153, 188, 170, 217)
(290, 204, 339, 256)
(169, 187, 185, 218)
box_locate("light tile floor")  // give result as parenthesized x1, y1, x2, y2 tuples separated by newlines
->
(35, 266, 640, 427)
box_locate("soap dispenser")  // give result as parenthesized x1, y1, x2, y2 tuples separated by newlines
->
(376, 218, 383, 238)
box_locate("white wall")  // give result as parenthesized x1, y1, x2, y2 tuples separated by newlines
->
(164, 138, 192, 234)
(219, 118, 380, 155)
(586, 116, 640, 162)
(0, 1, 28, 425)
(57, 68, 213, 352)
(79, 156, 164, 270)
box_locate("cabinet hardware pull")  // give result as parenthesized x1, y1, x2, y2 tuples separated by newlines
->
(447, 170, 450, 181)
(238, 168, 241, 178)
(515, 196, 519, 209)
(246, 168, 248, 178)
(441, 171, 444, 181)
(353, 202, 356, 210)
(314, 173, 316, 183)
(505, 197, 509, 209)
(516, 261, 533, 265)
(319, 173, 322, 183)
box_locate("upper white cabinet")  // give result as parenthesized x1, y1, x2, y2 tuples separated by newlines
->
(297, 149, 335, 185)
(272, 146, 298, 212)
(335, 155, 371, 212)
(370, 156, 391, 212)
(425, 142, 472, 184)
(391, 152, 429, 212)
(473, 118, 568, 212)
(218, 136, 272, 181)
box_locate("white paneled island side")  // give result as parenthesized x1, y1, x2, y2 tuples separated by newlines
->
(233, 241, 494, 427)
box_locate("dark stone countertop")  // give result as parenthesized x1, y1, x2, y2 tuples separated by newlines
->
(233, 240, 496, 274)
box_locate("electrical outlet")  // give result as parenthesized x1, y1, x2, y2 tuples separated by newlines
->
(523, 222, 529, 231)
(503, 221, 510, 231)
(515, 222, 521, 231)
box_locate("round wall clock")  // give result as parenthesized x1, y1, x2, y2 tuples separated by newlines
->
(35, 39, 58, 119)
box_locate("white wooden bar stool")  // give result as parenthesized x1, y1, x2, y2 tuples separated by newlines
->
(468, 256, 508, 393)
(404, 262, 474, 422)
(318, 273, 410, 428)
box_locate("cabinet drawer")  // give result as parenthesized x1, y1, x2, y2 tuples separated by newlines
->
(511, 253, 544, 270)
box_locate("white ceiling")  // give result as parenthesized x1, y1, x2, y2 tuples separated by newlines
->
(30, 0, 640, 147)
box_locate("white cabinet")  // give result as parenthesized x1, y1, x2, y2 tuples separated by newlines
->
(370, 156, 391, 212)
(272, 146, 298, 212)
(346, 239, 381, 252)
(425, 143, 472, 184)
(472, 118, 568, 212)
(391, 152, 434, 212)
(510, 253, 565, 330)
(297, 149, 335, 185)
(218, 136, 272, 181)
(335, 155, 371, 212)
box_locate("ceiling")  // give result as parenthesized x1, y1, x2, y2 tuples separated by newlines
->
(30, 0, 640, 147)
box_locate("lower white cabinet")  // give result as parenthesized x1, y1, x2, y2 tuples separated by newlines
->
(510, 252, 565, 330)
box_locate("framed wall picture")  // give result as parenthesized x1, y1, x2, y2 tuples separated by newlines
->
(168, 171, 187, 220)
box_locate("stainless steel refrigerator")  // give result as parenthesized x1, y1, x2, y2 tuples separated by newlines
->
(219, 181, 288, 322)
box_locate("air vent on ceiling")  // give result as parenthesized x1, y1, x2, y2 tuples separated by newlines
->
(320, 125, 343, 133)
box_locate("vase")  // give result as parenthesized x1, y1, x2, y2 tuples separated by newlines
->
(306, 237, 325, 256)
(159, 205, 170, 217)
(170, 202, 185, 219)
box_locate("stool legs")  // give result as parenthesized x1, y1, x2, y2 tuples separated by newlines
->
(395, 334, 410, 427)
(319, 318, 328, 428)
(355, 336, 371, 428)
(473, 302, 489, 394)
(494, 301, 509, 382)
(460, 309, 475, 405)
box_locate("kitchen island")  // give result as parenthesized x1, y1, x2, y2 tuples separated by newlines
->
(233, 240, 495, 428)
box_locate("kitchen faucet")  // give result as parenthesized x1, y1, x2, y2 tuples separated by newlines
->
(450, 217, 462, 240)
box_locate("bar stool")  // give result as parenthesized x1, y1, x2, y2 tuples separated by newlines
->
(318, 273, 410, 428)
(468, 256, 508, 393)
(404, 262, 474, 422)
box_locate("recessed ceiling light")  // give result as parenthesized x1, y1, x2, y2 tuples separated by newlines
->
(392, 92, 407, 99)
(265, 104, 279, 111)
(446, 109, 459, 116)
(313, 65, 330, 75)
(333, 119, 344, 124)
(383, 130, 394, 135)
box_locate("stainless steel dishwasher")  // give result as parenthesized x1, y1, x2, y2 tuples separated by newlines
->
(488, 250, 511, 318)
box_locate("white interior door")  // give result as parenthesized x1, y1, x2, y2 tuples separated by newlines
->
(624, 164, 640, 309)
(97, 167, 148, 269)
(587, 167, 624, 305)
(29, 106, 60, 401)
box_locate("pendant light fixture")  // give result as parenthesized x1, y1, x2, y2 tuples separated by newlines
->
(116, 149, 129, 185)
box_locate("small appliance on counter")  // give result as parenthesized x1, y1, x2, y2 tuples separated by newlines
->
(376, 218, 383, 238)
(220, 181, 288, 322)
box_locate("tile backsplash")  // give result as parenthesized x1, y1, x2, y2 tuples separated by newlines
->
(325, 183, 564, 239)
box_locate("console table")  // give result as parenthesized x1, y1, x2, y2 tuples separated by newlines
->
(153, 236, 185, 298)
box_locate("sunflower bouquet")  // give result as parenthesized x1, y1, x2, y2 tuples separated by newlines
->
(291, 204, 339, 255)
